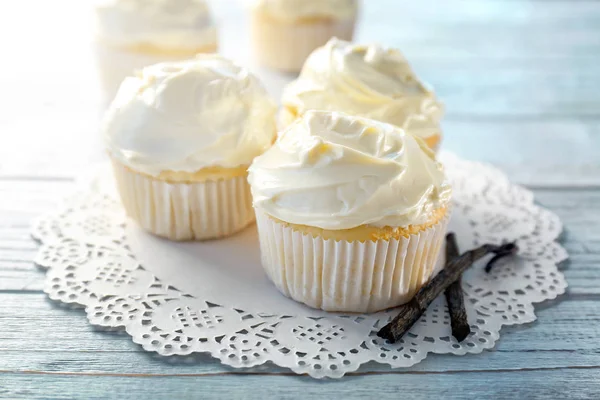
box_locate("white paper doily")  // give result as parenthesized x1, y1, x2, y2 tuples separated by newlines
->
(31, 152, 568, 378)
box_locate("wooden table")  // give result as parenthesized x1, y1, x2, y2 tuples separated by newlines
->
(1, 0, 599, 398)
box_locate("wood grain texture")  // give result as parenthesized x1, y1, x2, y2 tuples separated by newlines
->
(1, 0, 599, 397)
(2, 296, 598, 374)
(0, 186, 598, 395)
(359, 0, 600, 58)
(2, 369, 600, 400)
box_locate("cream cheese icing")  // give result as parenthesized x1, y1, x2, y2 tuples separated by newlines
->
(94, 0, 217, 51)
(104, 55, 277, 175)
(248, 111, 451, 230)
(252, 0, 358, 21)
(281, 38, 443, 140)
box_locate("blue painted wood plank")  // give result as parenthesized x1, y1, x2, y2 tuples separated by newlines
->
(2, 368, 600, 400)
(1, 0, 599, 396)
(1, 296, 599, 375)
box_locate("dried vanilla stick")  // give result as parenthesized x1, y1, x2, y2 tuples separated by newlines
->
(377, 241, 518, 343)
(444, 233, 470, 342)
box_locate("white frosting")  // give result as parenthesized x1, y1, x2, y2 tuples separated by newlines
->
(94, 0, 217, 51)
(248, 111, 451, 230)
(104, 55, 277, 175)
(282, 38, 443, 140)
(252, 0, 358, 20)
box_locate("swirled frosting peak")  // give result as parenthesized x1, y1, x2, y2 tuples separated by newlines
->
(94, 0, 217, 51)
(282, 38, 443, 140)
(104, 55, 277, 175)
(252, 0, 358, 20)
(248, 111, 451, 230)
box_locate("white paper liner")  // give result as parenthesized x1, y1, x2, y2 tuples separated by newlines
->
(93, 42, 217, 108)
(255, 210, 449, 313)
(250, 12, 355, 72)
(112, 162, 254, 241)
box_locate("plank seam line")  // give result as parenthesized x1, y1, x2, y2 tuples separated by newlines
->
(3, 292, 600, 300)
(0, 290, 45, 294)
(525, 185, 600, 191)
(0, 349, 596, 354)
(1, 365, 599, 378)
(0, 176, 75, 182)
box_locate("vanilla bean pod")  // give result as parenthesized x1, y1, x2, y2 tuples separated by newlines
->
(444, 233, 470, 342)
(485, 242, 519, 273)
(377, 241, 518, 343)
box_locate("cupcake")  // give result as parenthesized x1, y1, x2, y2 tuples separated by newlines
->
(281, 38, 444, 151)
(248, 111, 451, 312)
(93, 0, 218, 106)
(250, 0, 358, 72)
(104, 55, 277, 241)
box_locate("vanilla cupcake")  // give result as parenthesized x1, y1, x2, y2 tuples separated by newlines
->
(248, 111, 451, 312)
(281, 38, 444, 150)
(250, 0, 358, 72)
(104, 55, 277, 241)
(93, 0, 218, 106)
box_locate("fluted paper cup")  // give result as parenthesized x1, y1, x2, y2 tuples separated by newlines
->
(251, 11, 355, 72)
(255, 210, 449, 313)
(112, 161, 254, 241)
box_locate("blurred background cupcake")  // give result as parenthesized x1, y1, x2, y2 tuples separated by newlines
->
(250, 0, 359, 72)
(280, 38, 444, 150)
(93, 0, 218, 107)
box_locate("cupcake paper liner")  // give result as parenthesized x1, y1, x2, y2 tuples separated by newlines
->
(112, 161, 254, 241)
(251, 11, 355, 72)
(255, 210, 449, 313)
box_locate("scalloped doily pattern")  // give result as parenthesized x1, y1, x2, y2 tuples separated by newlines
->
(31, 152, 568, 378)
